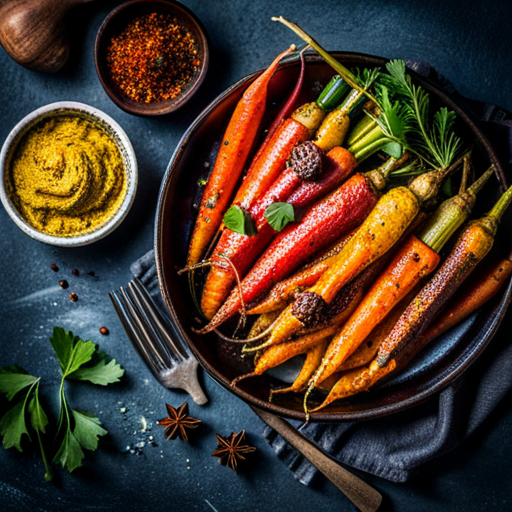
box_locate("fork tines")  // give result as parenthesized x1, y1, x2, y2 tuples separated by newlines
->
(109, 278, 208, 405)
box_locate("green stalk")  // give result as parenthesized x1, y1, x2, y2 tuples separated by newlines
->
(346, 114, 379, 146)
(316, 75, 350, 112)
(419, 165, 494, 253)
(272, 16, 378, 104)
(348, 124, 391, 162)
(34, 383, 53, 482)
(487, 181, 512, 224)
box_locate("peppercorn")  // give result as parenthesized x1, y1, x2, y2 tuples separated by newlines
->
(59, 280, 69, 289)
(71, 269, 80, 276)
(51, 264, 59, 272)
(70, 293, 78, 302)
(99, 326, 109, 335)
(106, 12, 200, 104)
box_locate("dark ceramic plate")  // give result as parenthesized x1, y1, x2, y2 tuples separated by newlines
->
(155, 52, 512, 421)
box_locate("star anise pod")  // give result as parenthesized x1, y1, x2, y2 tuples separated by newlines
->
(212, 430, 256, 472)
(156, 402, 201, 442)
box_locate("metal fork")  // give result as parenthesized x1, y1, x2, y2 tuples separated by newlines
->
(109, 278, 208, 405)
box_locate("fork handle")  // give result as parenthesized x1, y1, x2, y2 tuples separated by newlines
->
(251, 406, 382, 512)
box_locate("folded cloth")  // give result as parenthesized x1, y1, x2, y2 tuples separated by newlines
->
(131, 60, 512, 483)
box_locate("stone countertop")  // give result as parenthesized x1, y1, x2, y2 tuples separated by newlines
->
(1, 1, 511, 511)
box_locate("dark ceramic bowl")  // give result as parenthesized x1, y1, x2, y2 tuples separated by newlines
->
(155, 51, 512, 421)
(95, 0, 208, 116)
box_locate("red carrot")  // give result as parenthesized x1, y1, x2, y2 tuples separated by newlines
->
(201, 146, 357, 319)
(187, 47, 295, 266)
(199, 171, 377, 331)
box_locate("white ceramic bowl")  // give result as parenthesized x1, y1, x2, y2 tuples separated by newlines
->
(0, 101, 138, 247)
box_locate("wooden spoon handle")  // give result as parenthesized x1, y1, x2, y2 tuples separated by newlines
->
(251, 406, 382, 512)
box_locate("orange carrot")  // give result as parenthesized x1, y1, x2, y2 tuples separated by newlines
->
(187, 47, 294, 266)
(307, 166, 492, 388)
(247, 229, 357, 315)
(270, 340, 329, 398)
(377, 183, 512, 368)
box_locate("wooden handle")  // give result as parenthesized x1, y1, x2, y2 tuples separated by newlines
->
(251, 406, 382, 512)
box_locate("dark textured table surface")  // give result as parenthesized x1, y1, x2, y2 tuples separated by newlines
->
(1, 1, 511, 511)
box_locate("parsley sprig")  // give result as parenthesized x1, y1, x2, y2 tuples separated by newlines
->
(0, 327, 124, 481)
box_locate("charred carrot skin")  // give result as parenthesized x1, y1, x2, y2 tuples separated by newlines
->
(248, 229, 357, 315)
(188, 48, 294, 266)
(396, 251, 512, 371)
(376, 221, 496, 367)
(314, 251, 512, 410)
(200, 172, 378, 332)
(312, 235, 440, 385)
(200, 146, 357, 319)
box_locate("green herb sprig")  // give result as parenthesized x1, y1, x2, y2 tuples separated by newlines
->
(0, 327, 124, 481)
(264, 202, 295, 232)
(381, 59, 463, 169)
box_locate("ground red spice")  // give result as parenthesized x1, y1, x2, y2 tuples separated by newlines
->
(106, 12, 200, 104)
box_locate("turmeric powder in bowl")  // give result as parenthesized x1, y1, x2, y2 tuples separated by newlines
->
(6, 114, 127, 237)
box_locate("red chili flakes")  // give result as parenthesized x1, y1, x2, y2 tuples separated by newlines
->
(71, 269, 80, 276)
(106, 12, 200, 104)
(70, 293, 78, 302)
(59, 280, 69, 289)
(51, 264, 59, 272)
(99, 326, 109, 335)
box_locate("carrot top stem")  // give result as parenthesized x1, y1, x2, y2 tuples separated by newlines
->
(418, 165, 494, 252)
(488, 182, 512, 223)
(365, 153, 411, 191)
(271, 16, 373, 102)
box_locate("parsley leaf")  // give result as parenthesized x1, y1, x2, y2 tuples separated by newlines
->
(0, 327, 124, 480)
(72, 411, 107, 451)
(223, 205, 257, 236)
(53, 428, 84, 473)
(0, 366, 38, 401)
(0, 401, 31, 451)
(264, 202, 295, 232)
(68, 352, 124, 386)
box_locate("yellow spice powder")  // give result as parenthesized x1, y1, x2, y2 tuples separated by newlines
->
(7, 114, 127, 237)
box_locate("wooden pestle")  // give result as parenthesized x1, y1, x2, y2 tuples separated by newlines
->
(0, 0, 96, 73)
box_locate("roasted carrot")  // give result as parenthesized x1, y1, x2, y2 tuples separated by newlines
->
(270, 340, 329, 398)
(187, 47, 294, 266)
(200, 171, 377, 332)
(314, 249, 512, 410)
(263, 153, 467, 348)
(396, 249, 512, 371)
(377, 183, 512, 368)
(200, 145, 357, 319)
(312, 359, 397, 411)
(247, 229, 357, 315)
(307, 165, 493, 389)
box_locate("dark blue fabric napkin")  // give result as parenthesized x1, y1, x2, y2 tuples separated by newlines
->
(131, 60, 512, 483)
